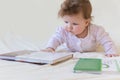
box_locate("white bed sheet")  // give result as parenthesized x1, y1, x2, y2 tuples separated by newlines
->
(0, 33, 120, 80)
(0, 56, 120, 80)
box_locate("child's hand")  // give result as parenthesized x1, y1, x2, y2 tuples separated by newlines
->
(105, 54, 119, 57)
(41, 47, 55, 53)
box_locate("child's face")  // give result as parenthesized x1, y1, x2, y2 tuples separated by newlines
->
(63, 13, 90, 36)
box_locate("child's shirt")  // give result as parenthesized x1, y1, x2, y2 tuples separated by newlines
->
(46, 24, 117, 54)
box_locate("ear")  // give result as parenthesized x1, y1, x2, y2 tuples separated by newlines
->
(85, 19, 90, 26)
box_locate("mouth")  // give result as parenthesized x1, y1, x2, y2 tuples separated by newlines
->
(66, 29, 74, 34)
(69, 31, 74, 34)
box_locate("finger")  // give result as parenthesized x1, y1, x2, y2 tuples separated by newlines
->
(105, 54, 119, 57)
(113, 54, 119, 57)
(105, 54, 112, 57)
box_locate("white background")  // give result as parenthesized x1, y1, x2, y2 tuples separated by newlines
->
(0, 0, 120, 46)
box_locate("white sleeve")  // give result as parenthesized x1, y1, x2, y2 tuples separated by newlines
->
(96, 26, 117, 54)
(46, 27, 65, 50)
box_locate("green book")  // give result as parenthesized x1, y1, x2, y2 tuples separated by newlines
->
(74, 58, 102, 73)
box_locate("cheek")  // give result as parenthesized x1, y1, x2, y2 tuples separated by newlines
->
(64, 26, 69, 31)
(74, 27, 83, 33)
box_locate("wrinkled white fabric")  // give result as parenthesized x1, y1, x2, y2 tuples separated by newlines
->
(0, 33, 40, 53)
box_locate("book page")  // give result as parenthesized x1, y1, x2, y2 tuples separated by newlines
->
(102, 57, 120, 72)
(16, 52, 72, 60)
(15, 51, 73, 64)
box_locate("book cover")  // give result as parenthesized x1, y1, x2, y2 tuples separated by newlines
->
(74, 57, 120, 73)
(73, 58, 102, 73)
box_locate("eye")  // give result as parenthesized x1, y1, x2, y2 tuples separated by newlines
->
(64, 21, 68, 24)
(73, 23, 78, 25)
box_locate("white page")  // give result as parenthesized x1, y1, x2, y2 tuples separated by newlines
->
(16, 52, 72, 60)
(102, 57, 120, 72)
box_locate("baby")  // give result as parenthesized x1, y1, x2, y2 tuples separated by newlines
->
(42, 0, 118, 57)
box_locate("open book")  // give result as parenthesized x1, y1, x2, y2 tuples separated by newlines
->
(102, 57, 120, 73)
(0, 50, 73, 65)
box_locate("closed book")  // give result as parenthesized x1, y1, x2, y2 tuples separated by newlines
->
(74, 58, 102, 73)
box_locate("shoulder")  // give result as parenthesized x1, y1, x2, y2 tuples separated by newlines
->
(90, 24, 105, 31)
(89, 24, 106, 34)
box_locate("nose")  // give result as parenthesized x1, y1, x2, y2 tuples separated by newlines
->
(67, 24, 73, 31)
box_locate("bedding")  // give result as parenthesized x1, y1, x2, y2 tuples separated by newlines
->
(0, 33, 120, 80)
(0, 56, 120, 80)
